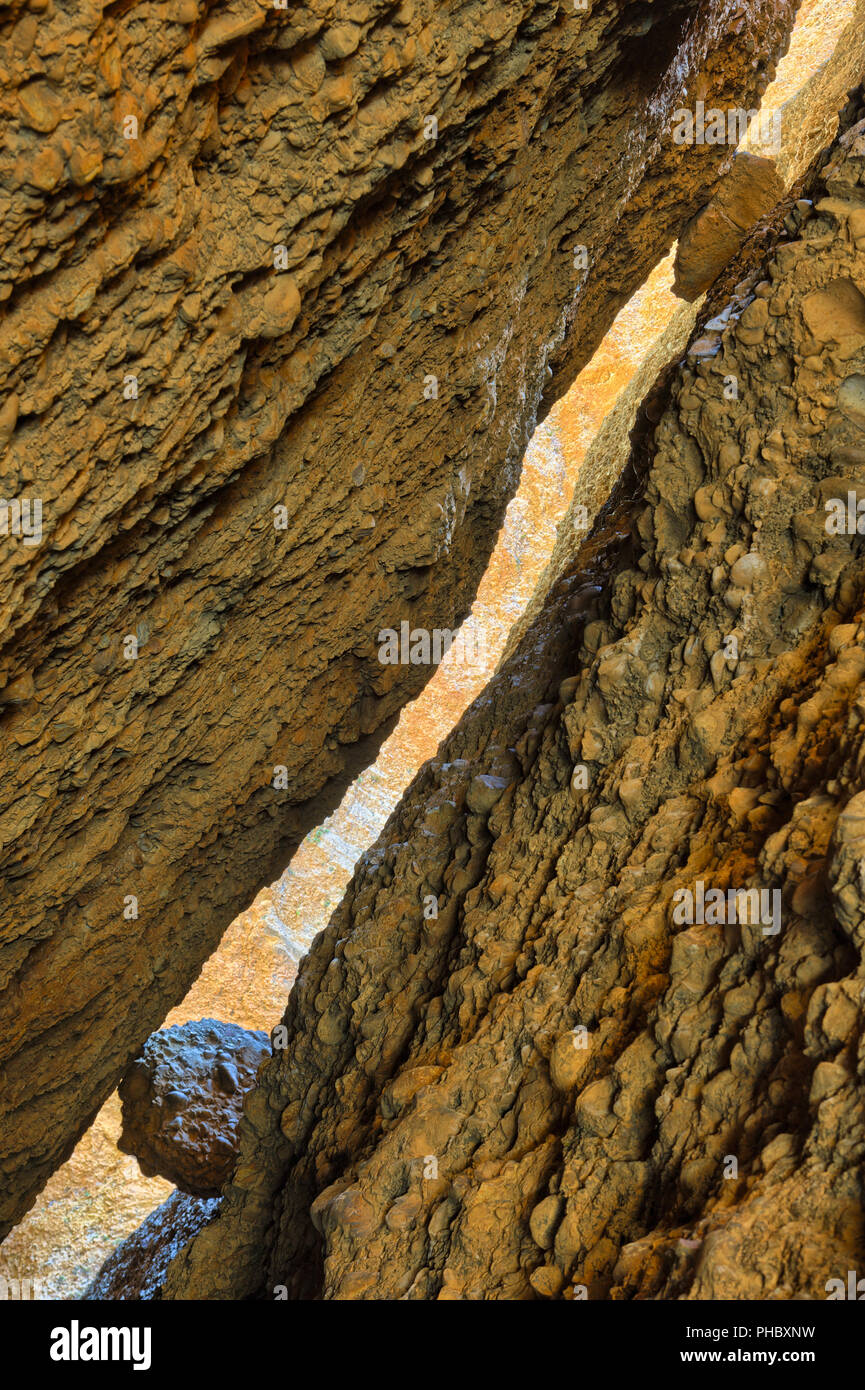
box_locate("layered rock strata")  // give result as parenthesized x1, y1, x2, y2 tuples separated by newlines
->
(161, 93, 865, 1300)
(0, 0, 799, 1233)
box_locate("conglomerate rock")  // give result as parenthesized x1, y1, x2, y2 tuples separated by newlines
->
(117, 1019, 270, 1196)
(0, 0, 800, 1234)
(158, 92, 865, 1300)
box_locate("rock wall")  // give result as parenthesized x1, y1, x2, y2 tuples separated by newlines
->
(85, 1190, 219, 1303)
(0, 0, 799, 1234)
(163, 91, 865, 1300)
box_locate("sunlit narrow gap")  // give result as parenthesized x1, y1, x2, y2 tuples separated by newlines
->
(0, 0, 845, 1299)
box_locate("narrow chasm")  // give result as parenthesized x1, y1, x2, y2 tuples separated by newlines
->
(2, 0, 865, 1323)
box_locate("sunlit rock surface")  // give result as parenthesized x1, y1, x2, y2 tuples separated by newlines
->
(117, 1020, 271, 1196)
(744, 0, 865, 182)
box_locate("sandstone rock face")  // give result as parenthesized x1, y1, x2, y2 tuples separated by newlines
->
(673, 152, 785, 301)
(161, 95, 865, 1301)
(117, 1019, 270, 1196)
(0, 0, 799, 1235)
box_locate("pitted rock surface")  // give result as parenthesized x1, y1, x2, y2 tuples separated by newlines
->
(117, 1019, 270, 1197)
(83, 1190, 220, 1302)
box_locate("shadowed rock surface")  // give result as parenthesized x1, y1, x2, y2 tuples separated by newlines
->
(117, 1019, 270, 1196)
(153, 93, 865, 1300)
(0, 0, 801, 1236)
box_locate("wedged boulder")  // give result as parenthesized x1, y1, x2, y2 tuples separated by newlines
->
(117, 1020, 270, 1197)
(674, 152, 785, 300)
(160, 91, 865, 1301)
(0, 0, 800, 1234)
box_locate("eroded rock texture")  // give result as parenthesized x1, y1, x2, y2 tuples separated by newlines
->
(0, 0, 799, 1234)
(161, 94, 865, 1301)
(118, 1019, 269, 1196)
